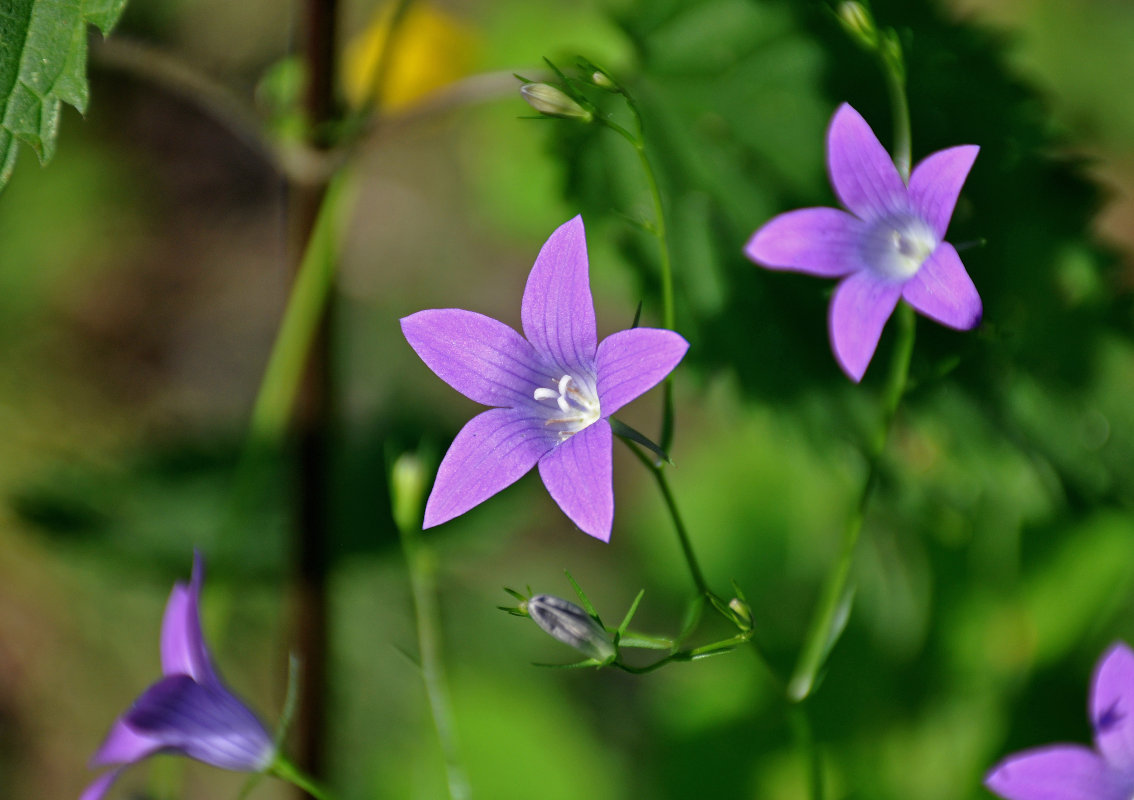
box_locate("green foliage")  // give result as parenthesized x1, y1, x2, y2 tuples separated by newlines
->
(0, 0, 126, 191)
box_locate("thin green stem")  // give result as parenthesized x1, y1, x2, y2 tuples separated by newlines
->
(624, 441, 708, 597)
(271, 757, 338, 800)
(788, 303, 916, 701)
(250, 172, 353, 443)
(881, 47, 911, 181)
(600, 95, 678, 450)
(789, 705, 825, 800)
(397, 523, 471, 800)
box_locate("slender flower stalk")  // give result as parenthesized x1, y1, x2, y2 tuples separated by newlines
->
(788, 301, 915, 701)
(390, 454, 471, 800)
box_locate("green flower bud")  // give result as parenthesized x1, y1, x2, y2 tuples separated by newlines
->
(836, 1, 878, 49)
(728, 597, 754, 631)
(590, 70, 618, 91)
(390, 453, 428, 534)
(519, 83, 593, 122)
(526, 594, 616, 663)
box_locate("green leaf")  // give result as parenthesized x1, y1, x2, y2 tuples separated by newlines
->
(0, 0, 127, 190)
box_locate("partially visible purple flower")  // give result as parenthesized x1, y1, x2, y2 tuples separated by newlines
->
(81, 553, 274, 800)
(401, 215, 688, 541)
(745, 103, 981, 382)
(986, 642, 1134, 800)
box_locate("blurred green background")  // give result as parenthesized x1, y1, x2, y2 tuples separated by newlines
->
(1, 0, 1132, 798)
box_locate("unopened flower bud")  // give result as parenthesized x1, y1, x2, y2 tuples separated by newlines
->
(591, 70, 617, 91)
(836, 1, 877, 49)
(526, 594, 616, 662)
(390, 453, 428, 533)
(520, 83, 593, 122)
(728, 597, 754, 630)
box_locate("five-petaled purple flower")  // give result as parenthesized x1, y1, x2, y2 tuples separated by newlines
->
(81, 553, 274, 800)
(745, 103, 982, 382)
(401, 215, 688, 541)
(986, 642, 1134, 800)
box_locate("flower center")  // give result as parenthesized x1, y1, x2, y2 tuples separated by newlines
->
(533, 374, 600, 440)
(861, 213, 937, 281)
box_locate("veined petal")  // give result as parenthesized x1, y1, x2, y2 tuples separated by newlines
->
(124, 675, 274, 772)
(985, 745, 1130, 800)
(402, 309, 549, 407)
(901, 243, 982, 330)
(521, 216, 598, 372)
(538, 420, 613, 542)
(909, 145, 979, 239)
(423, 408, 554, 528)
(595, 328, 689, 417)
(827, 103, 907, 220)
(80, 768, 127, 800)
(744, 207, 867, 277)
(160, 552, 219, 685)
(89, 717, 164, 767)
(1092, 642, 1134, 772)
(828, 271, 902, 382)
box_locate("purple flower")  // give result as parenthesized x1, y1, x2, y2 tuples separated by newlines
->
(745, 103, 981, 382)
(81, 553, 274, 800)
(986, 642, 1134, 800)
(401, 215, 688, 541)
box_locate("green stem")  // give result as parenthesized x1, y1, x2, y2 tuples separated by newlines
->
(877, 31, 911, 182)
(624, 442, 708, 597)
(788, 303, 915, 701)
(271, 757, 338, 800)
(789, 705, 824, 800)
(602, 97, 678, 450)
(397, 524, 471, 800)
(249, 172, 353, 442)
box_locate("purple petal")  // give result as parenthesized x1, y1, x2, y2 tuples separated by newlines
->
(402, 309, 550, 408)
(521, 216, 598, 372)
(160, 552, 219, 685)
(1092, 642, 1134, 771)
(537, 420, 613, 541)
(80, 768, 126, 800)
(595, 328, 689, 417)
(901, 243, 982, 330)
(826, 103, 908, 220)
(828, 272, 902, 382)
(124, 674, 274, 772)
(744, 207, 867, 277)
(908, 145, 979, 239)
(423, 407, 555, 528)
(90, 718, 164, 767)
(985, 745, 1131, 800)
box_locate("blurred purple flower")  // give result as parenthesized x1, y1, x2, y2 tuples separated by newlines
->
(986, 642, 1134, 800)
(81, 553, 274, 800)
(745, 103, 981, 382)
(401, 215, 688, 541)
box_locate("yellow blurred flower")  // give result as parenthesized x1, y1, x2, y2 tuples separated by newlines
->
(343, 2, 477, 112)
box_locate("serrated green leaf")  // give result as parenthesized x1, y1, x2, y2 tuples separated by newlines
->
(0, 0, 127, 190)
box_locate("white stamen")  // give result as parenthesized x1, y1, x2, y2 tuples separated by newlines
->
(532, 372, 601, 441)
(862, 213, 937, 281)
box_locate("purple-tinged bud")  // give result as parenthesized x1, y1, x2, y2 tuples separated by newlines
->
(520, 83, 593, 122)
(526, 594, 616, 663)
